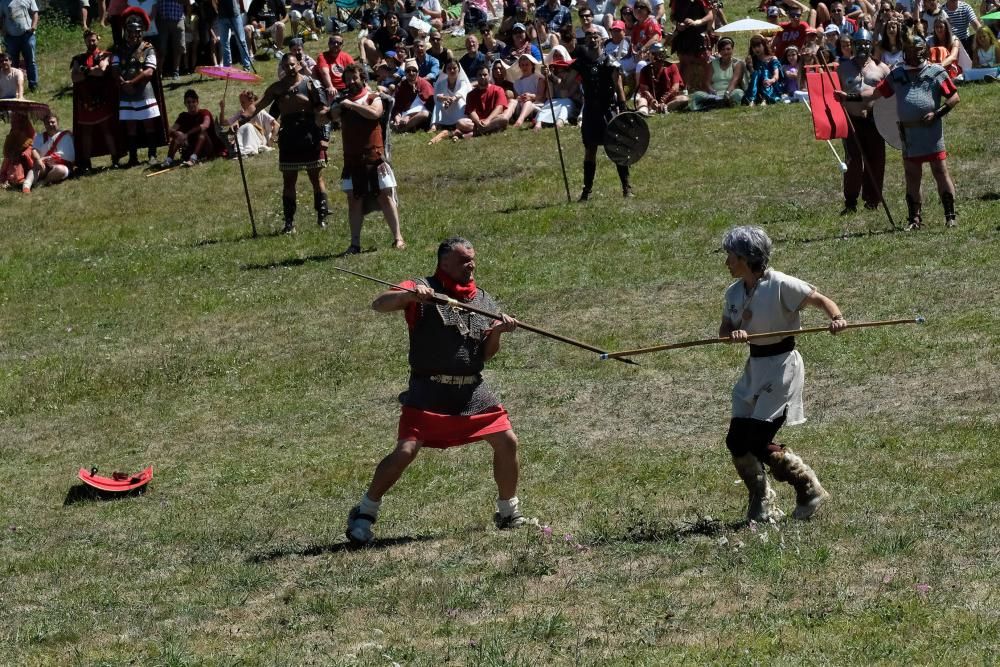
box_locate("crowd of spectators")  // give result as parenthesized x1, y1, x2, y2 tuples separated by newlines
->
(2, 0, 998, 194)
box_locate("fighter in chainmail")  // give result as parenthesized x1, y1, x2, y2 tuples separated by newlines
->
(719, 226, 847, 524)
(564, 25, 631, 200)
(346, 237, 533, 546)
(837, 32, 961, 229)
(836, 27, 889, 215)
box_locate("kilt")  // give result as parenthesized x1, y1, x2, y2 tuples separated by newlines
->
(278, 112, 325, 171)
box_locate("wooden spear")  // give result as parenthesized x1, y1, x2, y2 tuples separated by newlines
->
(333, 266, 637, 365)
(599, 316, 925, 361)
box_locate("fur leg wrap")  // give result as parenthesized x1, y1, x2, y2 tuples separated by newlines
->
(905, 193, 922, 229)
(731, 454, 777, 523)
(766, 445, 829, 520)
(940, 190, 956, 226)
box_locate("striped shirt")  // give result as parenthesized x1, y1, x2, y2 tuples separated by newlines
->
(944, 1, 978, 40)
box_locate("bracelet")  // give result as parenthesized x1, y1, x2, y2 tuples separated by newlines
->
(933, 103, 952, 119)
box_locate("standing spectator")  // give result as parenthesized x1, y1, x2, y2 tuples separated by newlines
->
(668, 0, 713, 87)
(943, 0, 982, 53)
(0, 50, 25, 99)
(156, 0, 188, 80)
(216, 0, 252, 70)
(107, 0, 129, 47)
(0, 0, 39, 93)
(316, 33, 354, 97)
(535, 0, 573, 49)
(70, 30, 120, 171)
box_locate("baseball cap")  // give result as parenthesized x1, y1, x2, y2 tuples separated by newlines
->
(385, 50, 399, 59)
(611, 20, 626, 30)
(767, 6, 780, 16)
(512, 22, 526, 32)
(824, 24, 841, 34)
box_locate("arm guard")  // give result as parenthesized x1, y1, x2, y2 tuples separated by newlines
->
(933, 103, 952, 119)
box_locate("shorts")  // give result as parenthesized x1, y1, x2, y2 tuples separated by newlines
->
(341, 161, 396, 192)
(731, 350, 806, 425)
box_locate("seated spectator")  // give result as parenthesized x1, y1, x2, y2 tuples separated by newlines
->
(491, 58, 517, 123)
(0, 51, 26, 99)
(604, 20, 637, 85)
(743, 32, 782, 105)
(428, 29, 455, 64)
(413, 37, 441, 82)
(220, 89, 278, 155)
(874, 17, 905, 66)
(453, 63, 510, 139)
(967, 25, 999, 80)
(0, 112, 37, 193)
(392, 60, 435, 131)
(480, 23, 507, 62)
(636, 44, 689, 113)
(587, 0, 618, 30)
(630, 0, 663, 72)
(418, 0, 446, 30)
(500, 22, 542, 63)
(689, 36, 744, 109)
(161, 89, 225, 167)
(509, 53, 544, 127)
(928, 16, 962, 79)
(375, 60, 401, 93)
(559, 26, 578, 55)
(780, 45, 808, 101)
(772, 4, 810, 58)
(535, 0, 573, 49)
(461, 0, 492, 34)
(459, 35, 488, 80)
(31, 112, 75, 186)
(363, 11, 410, 64)
(289, 0, 321, 40)
(536, 46, 580, 128)
(576, 6, 609, 40)
(316, 34, 355, 98)
(245, 0, 287, 56)
(278, 38, 318, 79)
(428, 59, 472, 143)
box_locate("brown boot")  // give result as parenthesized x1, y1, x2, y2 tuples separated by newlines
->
(732, 454, 778, 523)
(766, 446, 830, 520)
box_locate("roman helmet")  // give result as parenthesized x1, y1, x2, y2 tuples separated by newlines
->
(903, 33, 929, 67)
(850, 26, 874, 61)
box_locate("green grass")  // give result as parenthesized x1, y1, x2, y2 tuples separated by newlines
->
(2, 6, 999, 665)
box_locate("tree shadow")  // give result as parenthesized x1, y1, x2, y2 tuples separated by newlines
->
(249, 534, 436, 562)
(496, 201, 569, 214)
(978, 192, 1000, 201)
(194, 229, 282, 247)
(589, 514, 744, 545)
(240, 246, 376, 271)
(62, 483, 149, 506)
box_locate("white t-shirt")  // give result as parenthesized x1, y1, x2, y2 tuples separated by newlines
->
(33, 131, 76, 165)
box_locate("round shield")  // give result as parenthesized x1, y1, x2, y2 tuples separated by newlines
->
(873, 96, 903, 151)
(604, 111, 650, 166)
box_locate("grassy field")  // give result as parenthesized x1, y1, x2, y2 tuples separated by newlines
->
(2, 8, 999, 665)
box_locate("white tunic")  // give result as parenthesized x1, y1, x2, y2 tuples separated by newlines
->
(723, 269, 815, 425)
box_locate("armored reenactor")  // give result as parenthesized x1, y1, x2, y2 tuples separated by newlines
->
(836, 27, 889, 214)
(346, 238, 532, 546)
(837, 33, 960, 229)
(719, 226, 846, 523)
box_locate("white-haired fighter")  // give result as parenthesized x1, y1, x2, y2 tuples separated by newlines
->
(720, 226, 847, 522)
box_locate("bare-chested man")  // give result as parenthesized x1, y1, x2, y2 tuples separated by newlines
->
(248, 52, 330, 234)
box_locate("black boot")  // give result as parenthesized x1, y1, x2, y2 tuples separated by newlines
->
(940, 191, 957, 228)
(127, 145, 139, 168)
(579, 161, 596, 201)
(617, 164, 633, 198)
(905, 194, 922, 231)
(840, 198, 857, 215)
(282, 195, 297, 234)
(314, 191, 330, 228)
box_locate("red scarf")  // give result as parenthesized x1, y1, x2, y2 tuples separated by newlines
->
(434, 268, 477, 302)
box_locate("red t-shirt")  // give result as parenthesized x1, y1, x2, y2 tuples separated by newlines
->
(771, 21, 808, 58)
(631, 17, 662, 48)
(315, 50, 355, 90)
(175, 109, 212, 133)
(465, 83, 508, 118)
(639, 62, 684, 100)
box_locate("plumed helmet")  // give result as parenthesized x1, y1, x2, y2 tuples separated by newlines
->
(122, 6, 151, 32)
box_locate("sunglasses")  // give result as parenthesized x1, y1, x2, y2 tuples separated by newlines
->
(331, 41, 344, 46)
(405, 68, 418, 72)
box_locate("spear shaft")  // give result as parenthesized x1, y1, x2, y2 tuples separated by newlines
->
(600, 317, 925, 360)
(333, 266, 637, 365)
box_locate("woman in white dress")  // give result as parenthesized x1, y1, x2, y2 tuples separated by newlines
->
(428, 60, 472, 144)
(510, 53, 545, 127)
(220, 90, 278, 155)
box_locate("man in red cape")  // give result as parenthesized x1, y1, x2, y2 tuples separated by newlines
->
(346, 237, 534, 546)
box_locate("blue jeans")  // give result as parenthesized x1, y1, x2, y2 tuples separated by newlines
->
(215, 16, 251, 69)
(4, 32, 37, 89)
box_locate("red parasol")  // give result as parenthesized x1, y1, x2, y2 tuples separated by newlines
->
(195, 65, 263, 84)
(0, 98, 51, 117)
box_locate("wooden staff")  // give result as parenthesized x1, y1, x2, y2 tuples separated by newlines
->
(333, 266, 637, 365)
(535, 28, 573, 204)
(600, 316, 925, 361)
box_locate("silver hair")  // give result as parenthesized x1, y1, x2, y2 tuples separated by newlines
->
(722, 226, 773, 272)
(437, 236, 473, 263)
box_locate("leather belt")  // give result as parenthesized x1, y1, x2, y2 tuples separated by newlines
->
(428, 374, 480, 386)
(749, 336, 796, 358)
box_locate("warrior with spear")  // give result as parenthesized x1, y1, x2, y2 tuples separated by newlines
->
(345, 237, 533, 546)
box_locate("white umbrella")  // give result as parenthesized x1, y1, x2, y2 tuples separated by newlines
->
(714, 17, 782, 34)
